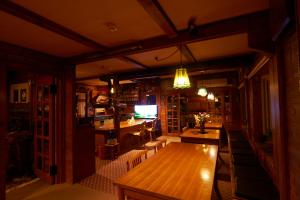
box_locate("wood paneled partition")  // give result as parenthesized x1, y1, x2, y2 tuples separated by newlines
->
(0, 64, 8, 200)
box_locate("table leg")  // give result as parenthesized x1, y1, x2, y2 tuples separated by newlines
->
(117, 187, 125, 200)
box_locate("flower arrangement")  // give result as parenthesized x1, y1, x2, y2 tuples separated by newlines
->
(194, 112, 210, 133)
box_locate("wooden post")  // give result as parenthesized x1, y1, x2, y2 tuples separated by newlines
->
(64, 65, 76, 183)
(0, 64, 8, 200)
(112, 78, 121, 142)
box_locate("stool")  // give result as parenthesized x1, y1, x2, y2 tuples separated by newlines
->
(156, 136, 167, 147)
(145, 140, 163, 154)
(105, 143, 120, 160)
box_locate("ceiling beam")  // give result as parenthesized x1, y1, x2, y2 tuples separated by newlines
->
(137, 0, 196, 63)
(118, 57, 150, 69)
(0, 1, 148, 69)
(138, 0, 177, 36)
(98, 54, 254, 81)
(69, 10, 267, 64)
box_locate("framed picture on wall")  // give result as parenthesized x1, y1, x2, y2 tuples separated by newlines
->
(10, 82, 30, 103)
(13, 89, 19, 103)
(20, 89, 27, 102)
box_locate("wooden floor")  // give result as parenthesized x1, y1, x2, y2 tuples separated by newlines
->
(6, 136, 232, 200)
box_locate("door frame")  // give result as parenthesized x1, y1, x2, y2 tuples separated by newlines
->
(0, 65, 8, 200)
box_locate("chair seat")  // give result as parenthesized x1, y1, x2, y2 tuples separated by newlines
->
(156, 136, 167, 141)
(145, 141, 160, 148)
(145, 140, 163, 153)
(146, 127, 153, 132)
(156, 136, 167, 146)
(131, 131, 141, 136)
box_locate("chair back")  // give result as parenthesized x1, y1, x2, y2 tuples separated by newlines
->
(126, 150, 148, 171)
(140, 121, 146, 137)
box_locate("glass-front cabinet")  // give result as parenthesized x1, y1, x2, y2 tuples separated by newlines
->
(167, 95, 180, 134)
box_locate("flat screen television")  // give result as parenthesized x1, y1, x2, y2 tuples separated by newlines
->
(134, 105, 157, 119)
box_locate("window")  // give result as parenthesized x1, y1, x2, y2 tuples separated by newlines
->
(261, 75, 271, 137)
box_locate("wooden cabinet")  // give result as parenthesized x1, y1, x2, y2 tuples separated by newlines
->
(166, 95, 180, 134)
(119, 85, 139, 105)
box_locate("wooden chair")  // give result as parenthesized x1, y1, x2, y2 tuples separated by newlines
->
(126, 150, 148, 171)
(146, 118, 158, 140)
(130, 121, 146, 148)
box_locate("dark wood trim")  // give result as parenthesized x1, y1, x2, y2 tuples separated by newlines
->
(137, 0, 196, 63)
(99, 54, 253, 81)
(0, 64, 8, 200)
(297, 0, 300, 68)
(181, 45, 197, 63)
(0, 41, 61, 68)
(119, 57, 150, 69)
(248, 11, 275, 53)
(54, 72, 65, 183)
(270, 49, 289, 199)
(68, 11, 267, 64)
(0, 1, 104, 50)
(138, 0, 177, 36)
(64, 65, 76, 183)
(270, 0, 292, 41)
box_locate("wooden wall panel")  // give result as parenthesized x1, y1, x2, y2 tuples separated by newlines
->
(283, 31, 300, 200)
(270, 0, 292, 40)
(0, 64, 8, 200)
(64, 65, 76, 183)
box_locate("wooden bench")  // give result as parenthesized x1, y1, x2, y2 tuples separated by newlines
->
(226, 129, 279, 200)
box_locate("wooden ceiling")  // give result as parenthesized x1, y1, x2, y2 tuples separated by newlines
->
(0, 0, 269, 81)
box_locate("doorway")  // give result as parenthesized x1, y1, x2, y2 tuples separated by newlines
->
(5, 71, 56, 194)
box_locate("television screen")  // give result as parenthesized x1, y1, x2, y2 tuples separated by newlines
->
(134, 105, 157, 119)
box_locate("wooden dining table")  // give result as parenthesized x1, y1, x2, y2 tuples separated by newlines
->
(204, 121, 223, 129)
(180, 128, 220, 145)
(115, 142, 218, 200)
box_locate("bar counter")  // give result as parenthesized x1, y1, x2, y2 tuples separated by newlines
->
(95, 119, 152, 155)
(95, 119, 148, 131)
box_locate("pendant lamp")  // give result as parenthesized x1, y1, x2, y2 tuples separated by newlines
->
(173, 45, 191, 89)
(207, 92, 215, 100)
(197, 73, 207, 97)
(198, 87, 208, 97)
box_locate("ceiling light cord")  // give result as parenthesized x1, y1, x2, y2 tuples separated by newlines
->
(154, 47, 179, 62)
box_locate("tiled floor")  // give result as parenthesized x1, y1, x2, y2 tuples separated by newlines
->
(6, 136, 232, 200)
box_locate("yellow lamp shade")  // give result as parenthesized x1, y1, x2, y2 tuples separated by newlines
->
(173, 68, 191, 89)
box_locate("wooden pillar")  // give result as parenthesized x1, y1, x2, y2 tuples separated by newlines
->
(64, 65, 76, 183)
(54, 71, 65, 183)
(270, 53, 289, 200)
(112, 78, 120, 139)
(0, 64, 8, 200)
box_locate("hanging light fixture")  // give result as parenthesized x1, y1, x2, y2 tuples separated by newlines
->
(110, 79, 114, 94)
(173, 44, 191, 89)
(198, 87, 208, 97)
(214, 96, 219, 102)
(207, 92, 215, 100)
(197, 72, 207, 97)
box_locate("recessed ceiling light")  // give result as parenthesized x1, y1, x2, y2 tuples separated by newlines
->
(106, 22, 118, 32)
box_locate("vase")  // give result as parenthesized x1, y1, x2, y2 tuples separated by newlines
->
(199, 121, 205, 133)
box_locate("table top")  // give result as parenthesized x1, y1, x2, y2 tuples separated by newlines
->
(180, 128, 220, 140)
(115, 142, 218, 200)
(204, 121, 223, 129)
(95, 119, 151, 131)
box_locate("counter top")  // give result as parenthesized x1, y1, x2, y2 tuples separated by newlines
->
(95, 119, 152, 131)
